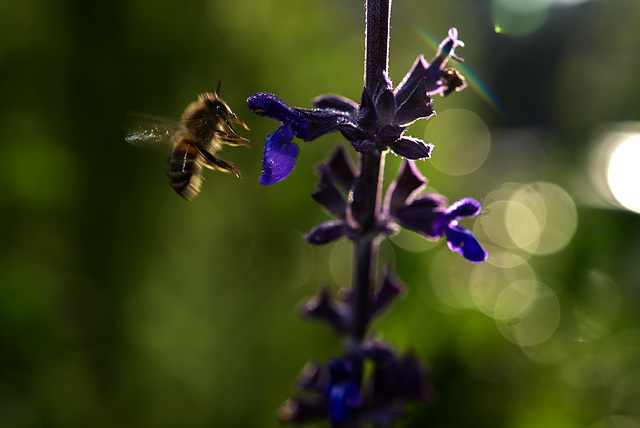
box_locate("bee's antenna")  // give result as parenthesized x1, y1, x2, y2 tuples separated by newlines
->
(216, 79, 222, 95)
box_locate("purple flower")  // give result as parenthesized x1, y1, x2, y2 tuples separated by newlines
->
(394, 27, 467, 101)
(247, 28, 466, 185)
(387, 161, 487, 263)
(278, 359, 362, 426)
(247, 93, 352, 185)
(325, 359, 363, 426)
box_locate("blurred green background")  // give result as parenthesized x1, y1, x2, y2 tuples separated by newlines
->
(1, 0, 640, 427)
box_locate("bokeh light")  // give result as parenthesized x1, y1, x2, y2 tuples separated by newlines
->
(475, 181, 577, 256)
(469, 258, 537, 316)
(491, 0, 597, 37)
(494, 280, 560, 346)
(589, 123, 640, 214)
(425, 109, 491, 176)
(607, 135, 640, 214)
(491, 0, 550, 37)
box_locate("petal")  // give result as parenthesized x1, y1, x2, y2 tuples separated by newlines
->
(325, 145, 356, 190)
(301, 286, 348, 333)
(389, 136, 433, 160)
(296, 108, 351, 141)
(259, 125, 299, 185)
(337, 120, 370, 146)
(327, 359, 355, 381)
(325, 361, 362, 425)
(385, 160, 427, 214)
(312, 166, 347, 218)
(371, 269, 406, 319)
(393, 78, 435, 126)
(343, 380, 363, 408)
(376, 124, 404, 146)
(444, 198, 482, 219)
(349, 138, 378, 155)
(394, 196, 446, 237)
(305, 220, 347, 245)
(394, 29, 466, 101)
(248, 92, 348, 142)
(247, 92, 303, 124)
(394, 55, 430, 107)
(356, 87, 378, 132)
(445, 224, 488, 263)
(328, 384, 352, 426)
(361, 340, 397, 365)
(373, 69, 396, 126)
(312, 94, 359, 117)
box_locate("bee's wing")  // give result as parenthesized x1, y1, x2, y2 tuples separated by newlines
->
(123, 113, 180, 148)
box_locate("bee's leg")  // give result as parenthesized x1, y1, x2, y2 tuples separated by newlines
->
(199, 148, 242, 178)
(213, 129, 250, 148)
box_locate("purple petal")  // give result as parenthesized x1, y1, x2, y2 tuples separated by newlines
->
(327, 359, 354, 381)
(390, 136, 433, 160)
(248, 92, 347, 142)
(394, 196, 446, 237)
(337, 120, 370, 147)
(301, 286, 348, 333)
(343, 381, 363, 408)
(371, 269, 406, 319)
(373, 69, 396, 126)
(444, 198, 482, 219)
(247, 92, 302, 123)
(296, 108, 350, 141)
(356, 87, 378, 132)
(349, 138, 378, 155)
(376, 124, 404, 146)
(445, 224, 487, 263)
(328, 384, 354, 426)
(325, 145, 356, 190)
(393, 78, 435, 126)
(305, 220, 347, 245)
(394, 55, 431, 107)
(386, 161, 427, 214)
(394, 28, 466, 102)
(312, 94, 359, 117)
(326, 360, 362, 426)
(259, 125, 298, 185)
(361, 340, 397, 365)
(312, 166, 347, 218)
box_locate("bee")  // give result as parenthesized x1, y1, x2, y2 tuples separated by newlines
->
(124, 82, 249, 201)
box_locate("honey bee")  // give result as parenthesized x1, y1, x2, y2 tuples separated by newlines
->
(124, 83, 249, 201)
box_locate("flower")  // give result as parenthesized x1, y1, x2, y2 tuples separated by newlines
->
(278, 346, 432, 427)
(387, 161, 487, 263)
(325, 359, 363, 426)
(247, 28, 466, 185)
(247, 93, 352, 185)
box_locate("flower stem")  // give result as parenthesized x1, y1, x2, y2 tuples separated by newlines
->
(352, 0, 391, 344)
(364, 0, 391, 91)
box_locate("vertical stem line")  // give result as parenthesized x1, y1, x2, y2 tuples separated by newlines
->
(364, 0, 391, 91)
(352, 154, 384, 342)
(352, 0, 391, 344)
